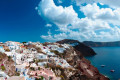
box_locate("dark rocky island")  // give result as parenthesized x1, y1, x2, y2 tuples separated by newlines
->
(83, 41, 120, 47)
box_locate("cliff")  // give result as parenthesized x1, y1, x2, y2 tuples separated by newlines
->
(83, 41, 120, 47)
(54, 40, 109, 80)
(56, 39, 96, 56)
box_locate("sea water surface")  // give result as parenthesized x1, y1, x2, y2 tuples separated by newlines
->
(86, 47, 120, 80)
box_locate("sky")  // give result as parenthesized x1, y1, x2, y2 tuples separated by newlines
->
(0, 0, 120, 42)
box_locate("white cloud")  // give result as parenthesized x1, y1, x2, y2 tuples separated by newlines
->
(75, 0, 94, 6)
(37, 0, 120, 42)
(98, 27, 120, 41)
(58, 0, 63, 4)
(96, 0, 120, 8)
(75, 0, 120, 8)
(41, 33, 68, 41)
(41, 26, 120, 42)
(36, 0, 78, 27)
(37, 0, 110, 30)
(71, 17, 110, 31)
(45, 24, 52, 27)
(81, 3, 120, 25)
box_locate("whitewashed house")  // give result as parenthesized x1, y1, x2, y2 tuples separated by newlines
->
(16, 65, 26, 73)
(30, 48, 37, 54)
(38, 62, 47, 67)
(0, 46, 5, 53)
(4, 52, 13, 57)
(47, 51, 55, 56)
(0, 71, 9, 79)
(56, 48, 65, 53)
(6, 41, 21, 51)
(35, 54, 47, 60)
(26, 58, 33, 63)
(61, 44, 70, 49)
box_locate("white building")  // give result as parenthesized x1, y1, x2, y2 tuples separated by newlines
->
(56, 48, 65, 53)
(35, 54, 47, 60)
(16, 65, 25, 73)
(6, 41, 21, 51)
(38, 62, 47, 67)
(0, 71, 9, 78)
(0, 46, 5, 53)
(4, 52, 13, 57)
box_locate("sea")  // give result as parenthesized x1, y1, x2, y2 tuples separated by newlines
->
(86, 47, 120, 80)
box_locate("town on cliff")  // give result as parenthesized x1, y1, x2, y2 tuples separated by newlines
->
(0, 40, 109, 80)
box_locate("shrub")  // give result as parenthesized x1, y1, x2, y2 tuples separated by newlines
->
(38, 67, 41, 70)
(30, 67, 35, 71)
(41, 76, 44, 80)
(44, 64, 49, 68)
(5, 49, 10, 52)
(1, 65, 5, 71)
(22, 42, 27, 44)
(8, 56, 11, 61)
(15, 72, 20, 76)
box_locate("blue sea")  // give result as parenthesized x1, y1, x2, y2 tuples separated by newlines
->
(86, 47, 120, 80)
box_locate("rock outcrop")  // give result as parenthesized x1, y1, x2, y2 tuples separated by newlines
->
(56, 39, 109, 80)
(58, 46, 109, 80)
(56, 39, 96, 56)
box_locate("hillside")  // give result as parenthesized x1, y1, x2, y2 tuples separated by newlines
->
(0, 41, 109, 80)
(56, 39, 96, 56)
(56, 39, 109, 80)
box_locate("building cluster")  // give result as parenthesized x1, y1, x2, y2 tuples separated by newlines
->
(0, 41, 71, 80)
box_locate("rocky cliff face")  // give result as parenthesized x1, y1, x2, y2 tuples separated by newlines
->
(56, 39, 96, 56)
(56, 39, 109, 80)
(56, 46, 109, 80)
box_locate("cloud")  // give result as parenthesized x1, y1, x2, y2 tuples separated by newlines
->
(36, 0, 78, 27)
(71, 17, 110, 31)
(75, 0, 120, 8)
(41, 33, 68, 41)
(37, 0, 120, 42)
(80, 3, 120, 25)
(41, 26, 120, 42)
(45, 24, 52, 27)
(37, 0, 110, 30)
(58, 0, 63, 4)
(96, 0, 120, 8)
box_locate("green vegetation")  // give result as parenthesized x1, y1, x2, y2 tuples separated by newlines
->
(40, 76, 44, 80)
(30, 67, 35, 71)
(35, 76, 44, 80)
(60, 75, 64, 79)
(5, 49, 10, 52)
(38, 67, 41, 70)
(50, 50, 64, 58)
(22, 42, 27, 44)
(42, 42, 48, 46)
(8, 56, 11, 61)
(1, 65, 5, 71)
(50, 64, 66, 80)
(35, 59, 40, 64)
(44, 64, 49, 68)
(50, 50, 59, 54)
(15, 72, 20, 76)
